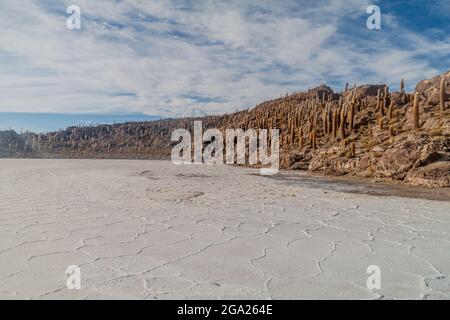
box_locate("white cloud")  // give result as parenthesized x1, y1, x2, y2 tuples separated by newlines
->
(0, 0, 448, 117)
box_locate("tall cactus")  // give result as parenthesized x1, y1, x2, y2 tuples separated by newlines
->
(290, 124, 295, 144)
(376, 89, 381, 113)
(327, 109, 332, 134)
(310, 130, 316, 149)
(348, 103, 354, 131)
(378, 116, 384, 130)
(339, 107, 346, 140)
(440, 76, 446, 112)
(350, 142, 355, 157)
(413, 92, 420, 130)
(298, 127, 303, 149)
(322, 109, 328, 134)
(377, 89, 384, 116)
(389, 124, 394, 137)
(388, 101, 393, 120)
(383, 85, 390, 112)
(332, 109, 337, 138)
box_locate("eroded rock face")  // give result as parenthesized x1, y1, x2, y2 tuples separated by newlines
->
(352, 84, 386, 97)
(403, 142, 450, 187)
(374, 140, 423, 180)
(415, 70, 450, 106)
(308, 85, 333, 98)
(405, 161, 450, 187)
(288, 150, 312, 170)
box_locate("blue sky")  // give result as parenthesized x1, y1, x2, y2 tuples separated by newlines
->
(0, 0, 449, 119)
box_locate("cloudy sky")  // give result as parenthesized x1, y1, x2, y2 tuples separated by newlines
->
(0, 0, 449, 118)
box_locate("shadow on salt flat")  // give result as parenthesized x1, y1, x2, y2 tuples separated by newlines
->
(250, 172, 450, 202)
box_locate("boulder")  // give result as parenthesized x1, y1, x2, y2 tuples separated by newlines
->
(415, 70, 450, 106)
(375, 140, 422, 179)
(405, 161, 450, 187)
(353, 84, 387, 97)
(307, 85, 334, 100)
(372, 145, 385, 153)
(289, 150, 312, 170)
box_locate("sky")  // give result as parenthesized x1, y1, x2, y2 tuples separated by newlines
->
(0, 0, 449, 120)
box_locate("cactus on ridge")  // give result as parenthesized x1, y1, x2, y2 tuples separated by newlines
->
(339, 107, 346, 140)
(413, 92, 420, 130)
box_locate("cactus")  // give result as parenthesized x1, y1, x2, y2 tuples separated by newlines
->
(377, 89, 384, 116)
(413, 92, 420, 130)
(400, 78, 405, 97)
(327, 109, 332, 134)
(350, 142, 355, 157)
(310, 130, 316, 149)
(332, 109, 337, 138)
(290, 124, 295, 144)
(440, 76, 446, 112)
(339, 107, 346, 140)
(298, 127, 303, 149)
(351, 88, 357, 104)
(322, 109, 328, 134)
(388, 101, 393, 120)
(383, 85, 390, 112)
(348, 103, 354, 131)
(389, 125, 394, 137)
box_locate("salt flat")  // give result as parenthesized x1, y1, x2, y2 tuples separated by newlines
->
(0, 159, 449, 300)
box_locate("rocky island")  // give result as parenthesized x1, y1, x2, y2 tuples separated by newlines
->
(1, 71, 449, 188)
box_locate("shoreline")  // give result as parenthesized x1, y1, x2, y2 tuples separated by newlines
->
(1, 157, 448, 201)
(267, 170, 450, 202)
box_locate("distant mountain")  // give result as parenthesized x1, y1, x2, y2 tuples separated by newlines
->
(0, 113, 161, 134)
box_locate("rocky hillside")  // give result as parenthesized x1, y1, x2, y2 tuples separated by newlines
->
(1, 70, 449, 187)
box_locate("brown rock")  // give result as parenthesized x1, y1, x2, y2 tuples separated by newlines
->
(415, 70, 450, 106)
(351, 84, 387, 97)
(419, 151, 450, 166)
(372, 145, 385, 153)
(375, 141, 422, 179)
(289, 151, 312, 170)
(405, 161, 450, 187)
